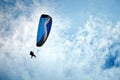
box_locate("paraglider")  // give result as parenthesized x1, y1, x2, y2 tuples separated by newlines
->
(30, 14, 52, 58)
(36, 14, 52, 47)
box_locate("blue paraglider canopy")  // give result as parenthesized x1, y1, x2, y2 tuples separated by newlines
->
(36, 14, 52, 47)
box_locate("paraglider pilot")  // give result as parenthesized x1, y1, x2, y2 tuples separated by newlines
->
(30, 51, 36, 58)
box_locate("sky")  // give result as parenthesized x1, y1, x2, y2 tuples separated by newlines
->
(0, 0, 120, 80)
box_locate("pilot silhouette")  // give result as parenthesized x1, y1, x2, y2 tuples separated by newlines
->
(30, 51, 36, 58)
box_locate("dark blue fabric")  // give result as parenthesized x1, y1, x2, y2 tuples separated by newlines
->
(37, 17, 46, 43)
(36, 14, 52, 47)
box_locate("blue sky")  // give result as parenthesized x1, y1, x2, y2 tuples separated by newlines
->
(0, 0, 120, 80)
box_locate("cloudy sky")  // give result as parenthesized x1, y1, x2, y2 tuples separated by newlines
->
(0, 0, 120, 80)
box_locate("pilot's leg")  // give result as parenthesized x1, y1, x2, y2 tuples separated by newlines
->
(34, 55, 36, 58)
